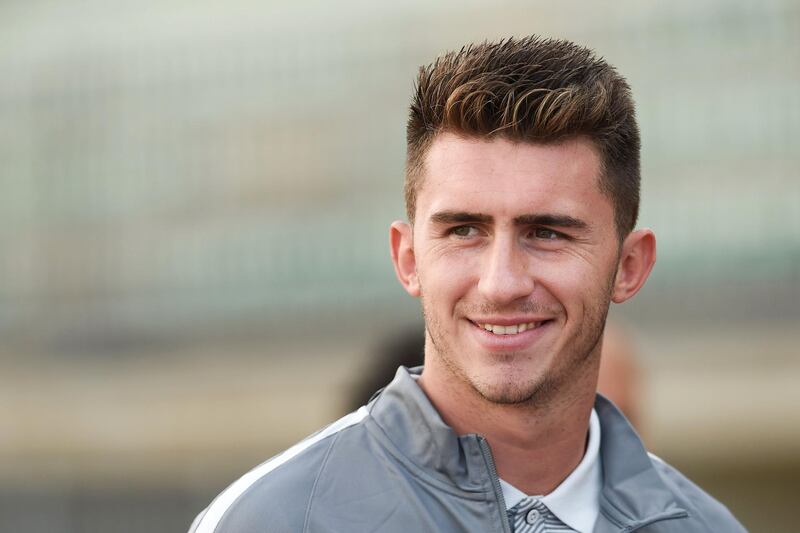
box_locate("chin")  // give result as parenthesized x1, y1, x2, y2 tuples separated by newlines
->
(471, 375, 553, 405)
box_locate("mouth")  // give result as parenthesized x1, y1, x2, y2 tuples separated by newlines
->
(469, 319, 553, 336)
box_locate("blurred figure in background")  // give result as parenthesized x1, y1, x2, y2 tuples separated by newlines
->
(597, 321, 643, 433)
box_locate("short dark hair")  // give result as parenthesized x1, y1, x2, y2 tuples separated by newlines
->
(405, 36, 640, 238)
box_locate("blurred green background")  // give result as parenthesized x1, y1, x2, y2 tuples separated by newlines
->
(1, 1, 798, 531)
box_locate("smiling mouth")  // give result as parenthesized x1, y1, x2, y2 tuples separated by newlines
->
(472, 321, 550, 335)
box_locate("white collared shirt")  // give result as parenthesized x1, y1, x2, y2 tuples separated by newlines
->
(499, 409, 602, 533)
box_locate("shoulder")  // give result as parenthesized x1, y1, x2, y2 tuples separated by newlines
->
(648, 454, 747, 532)
(189, 407, 371, 533)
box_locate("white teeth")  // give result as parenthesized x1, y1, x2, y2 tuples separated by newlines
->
(479, 321, 540, 335)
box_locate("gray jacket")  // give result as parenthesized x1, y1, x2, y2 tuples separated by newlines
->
(190, 367, 746, 532)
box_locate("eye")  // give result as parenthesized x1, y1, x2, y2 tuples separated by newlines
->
(450, 225, 479, 238)
(531, 228, 562, 241)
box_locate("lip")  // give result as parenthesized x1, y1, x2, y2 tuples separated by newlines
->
(467, 318, 554, 352)
(469, 316, 552, 327)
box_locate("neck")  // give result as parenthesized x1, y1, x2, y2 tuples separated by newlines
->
(418, 353, 599, 496)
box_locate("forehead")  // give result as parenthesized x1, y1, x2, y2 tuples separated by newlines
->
(417, 134, 609, 221)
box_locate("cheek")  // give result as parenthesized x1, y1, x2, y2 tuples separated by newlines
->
(418, 249, 480, 294)
(533, 258, 610, 305)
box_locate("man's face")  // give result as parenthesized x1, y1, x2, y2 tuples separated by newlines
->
(397, 134, 625, 406)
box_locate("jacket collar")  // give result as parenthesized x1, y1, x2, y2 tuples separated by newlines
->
(368, 367, 688, 529)
(367, 366, 493, 492)
(593, 395, 688, 531)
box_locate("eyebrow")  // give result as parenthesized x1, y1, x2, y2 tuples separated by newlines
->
(429, 211, 493, 225)
(429, 210, 588, 230)
(513, 213, 588, 230)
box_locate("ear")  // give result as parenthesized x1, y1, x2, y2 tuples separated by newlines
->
(612, 229, 656, 304)
(390, 221, 420, 297)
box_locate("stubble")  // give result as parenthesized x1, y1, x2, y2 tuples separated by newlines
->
(420, 279, 613, 408)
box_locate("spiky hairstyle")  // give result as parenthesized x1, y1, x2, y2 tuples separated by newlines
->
(405, 36, 641, 237)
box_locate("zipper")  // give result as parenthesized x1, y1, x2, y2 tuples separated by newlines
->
(477, 436, 513, 533)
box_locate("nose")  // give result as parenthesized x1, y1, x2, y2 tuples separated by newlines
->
(477, 235, 535, 305)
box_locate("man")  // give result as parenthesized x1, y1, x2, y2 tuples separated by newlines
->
(190, 36, 745, 533)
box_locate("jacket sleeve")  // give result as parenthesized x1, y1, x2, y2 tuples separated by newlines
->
(187, 434, 338, 533)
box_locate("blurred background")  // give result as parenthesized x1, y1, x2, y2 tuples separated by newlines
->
(1, 0, 798, 531)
